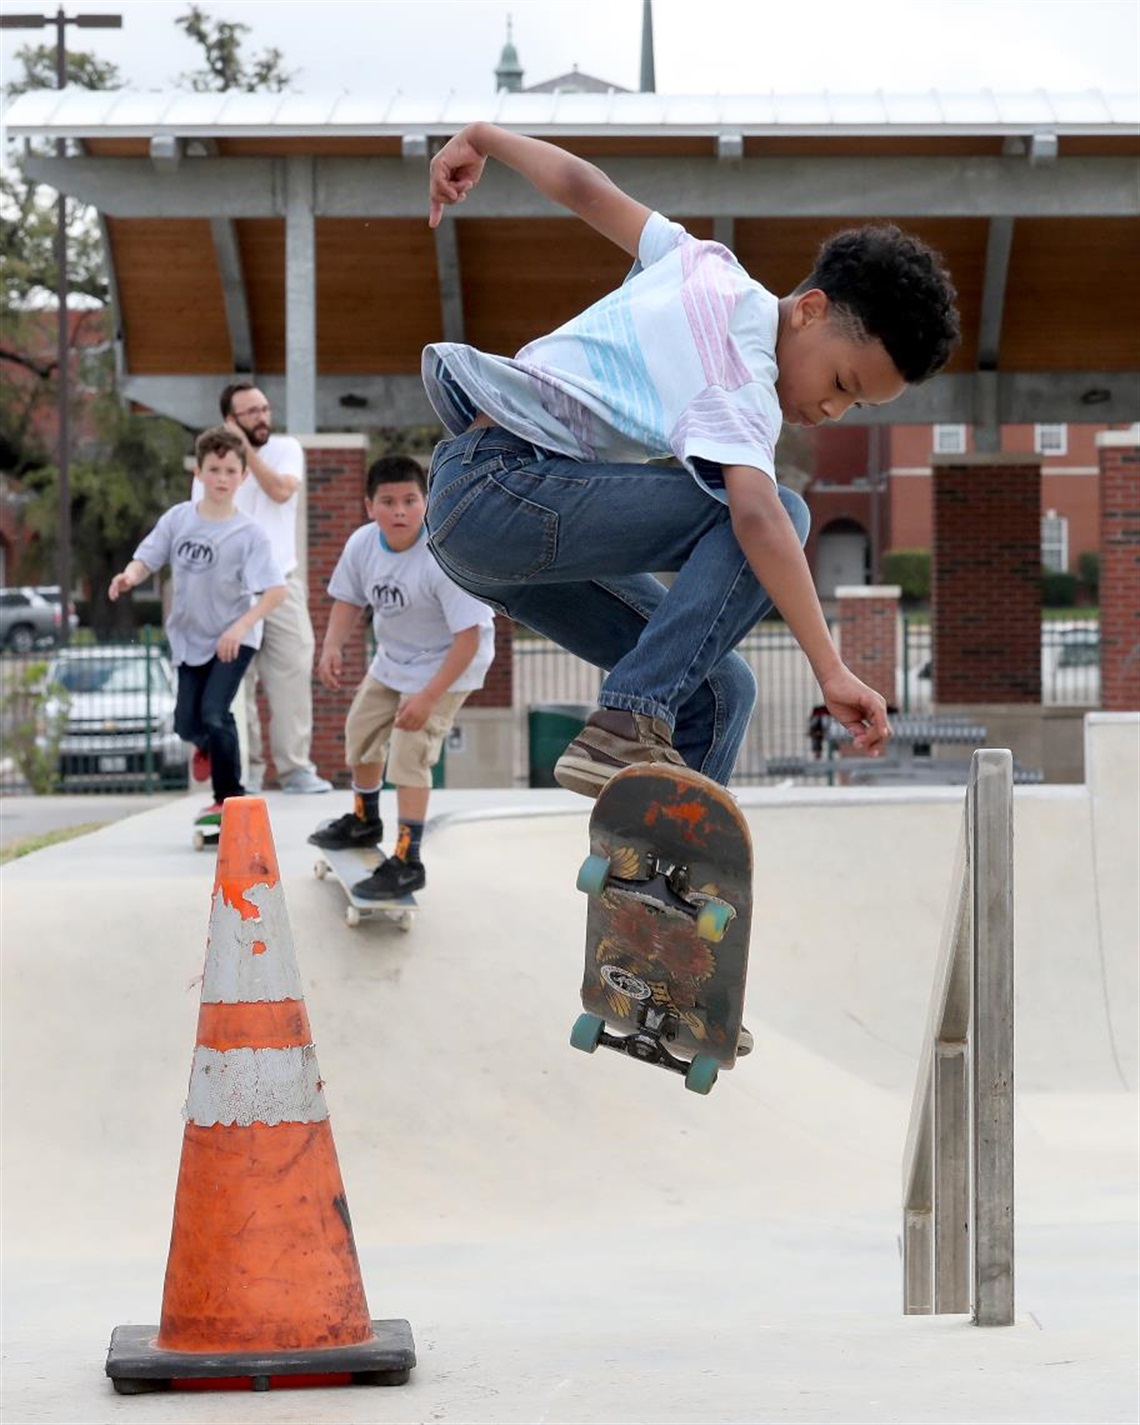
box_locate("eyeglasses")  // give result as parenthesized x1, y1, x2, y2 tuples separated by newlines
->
(233, 403, 271, 418)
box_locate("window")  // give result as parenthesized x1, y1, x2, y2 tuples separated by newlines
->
(1035, 423, 1068, 457)
(1041, 509, 1069, 573)
(933, 424, 967, 455)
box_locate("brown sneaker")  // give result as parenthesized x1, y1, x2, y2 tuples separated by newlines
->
(553, 708, 686, 799)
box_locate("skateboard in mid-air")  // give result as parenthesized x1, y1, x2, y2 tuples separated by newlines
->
(313, 844, 417, 931)
(191, 806, 221, 851)
(571, 763, 753, 1095)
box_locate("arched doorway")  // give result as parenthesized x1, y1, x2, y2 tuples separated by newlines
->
(815, 518, 870, 598)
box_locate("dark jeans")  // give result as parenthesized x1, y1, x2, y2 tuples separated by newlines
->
(426, 426, 810, 785)
(174, 646, 256, 801)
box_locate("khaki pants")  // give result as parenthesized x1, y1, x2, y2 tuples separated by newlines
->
(245, 569, 317, 781)
(345, 677, 468, 788)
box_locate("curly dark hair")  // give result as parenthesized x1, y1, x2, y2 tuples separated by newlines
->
(797, 225, 961, 383)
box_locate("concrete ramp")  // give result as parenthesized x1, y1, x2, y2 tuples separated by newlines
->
(2, 716, 1136, 1422)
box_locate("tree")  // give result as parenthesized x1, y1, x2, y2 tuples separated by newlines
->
(2, 12, 295, 628)
(2, 43, 120, 100)
(1, 43, 192, 628)
(0, 46, 123, 487)
(175, 5, 295, 92)
(21, 402, 190, 634)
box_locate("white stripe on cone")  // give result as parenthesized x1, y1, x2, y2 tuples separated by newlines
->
(202, 882, 304, 1005)
(185, 1045, 329, 1127)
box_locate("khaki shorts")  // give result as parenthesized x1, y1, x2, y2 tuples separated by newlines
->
(345, 677, 469, 788)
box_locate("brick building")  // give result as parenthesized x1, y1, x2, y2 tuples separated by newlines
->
(806, 420, 1125, 597)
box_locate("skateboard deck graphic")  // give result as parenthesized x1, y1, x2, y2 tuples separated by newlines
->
(313, 845, 417, 931)
(572, 763, 753, 1095)
(191, 809, 221, 851)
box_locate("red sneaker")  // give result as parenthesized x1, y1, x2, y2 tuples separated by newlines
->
(191, 745, 211, 782)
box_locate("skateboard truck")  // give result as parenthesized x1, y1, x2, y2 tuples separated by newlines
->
(578, 855, 736, 941)
(572, 966, 722, 1094)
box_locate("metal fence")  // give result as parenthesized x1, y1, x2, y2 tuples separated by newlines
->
(514, 618, 1101, 786)
(899, 617, 1101, 714)
(0, 617, 1102, 795)
(0, 631, 188, 796)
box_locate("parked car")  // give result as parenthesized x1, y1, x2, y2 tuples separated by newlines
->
(33, 585, 80, 636)
(0, 587, 62, 653)
(39, 645, 189, 788)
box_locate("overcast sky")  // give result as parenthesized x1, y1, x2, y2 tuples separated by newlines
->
(1, 0, 1138, 102)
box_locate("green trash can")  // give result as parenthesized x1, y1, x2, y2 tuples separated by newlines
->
(528, 703, 593, 788)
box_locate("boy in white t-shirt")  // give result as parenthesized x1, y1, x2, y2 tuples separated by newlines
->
(110, 426, 286, 814)
(308, 456, 495, 900)
(422, 123, 961, 798)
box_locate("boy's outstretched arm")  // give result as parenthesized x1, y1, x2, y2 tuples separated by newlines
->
(109, 559, 152, 601)
(723, 467, 892, 755)
(429, 122, 651, 257)
(318, 599, 366, 691)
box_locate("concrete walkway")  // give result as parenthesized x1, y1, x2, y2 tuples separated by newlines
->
(2, 717, 1137, 1423)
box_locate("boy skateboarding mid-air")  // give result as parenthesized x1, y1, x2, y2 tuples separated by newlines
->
(420, 122, 960, 796)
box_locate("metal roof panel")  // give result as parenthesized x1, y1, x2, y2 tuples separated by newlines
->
(5, 85, 1138, 136)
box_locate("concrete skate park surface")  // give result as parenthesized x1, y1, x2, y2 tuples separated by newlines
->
(2, 715, 1137, 1424)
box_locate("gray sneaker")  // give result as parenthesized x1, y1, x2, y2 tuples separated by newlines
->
(553, 708, 686, 799)
(280, 768, 333, 795)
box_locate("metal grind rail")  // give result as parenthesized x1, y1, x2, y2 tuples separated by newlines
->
(902, 748, 1015, 1325)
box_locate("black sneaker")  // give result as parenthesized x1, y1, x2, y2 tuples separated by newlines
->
(308, 812, 384, 850)
(352, 856, 426, 900)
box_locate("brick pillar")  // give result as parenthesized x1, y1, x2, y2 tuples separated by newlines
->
(932, 454, 1041, 704)
(1097, 429, 1140, 711)
(834, 585, 901, 708)
(465, 615, 514, 710)
(298, 434, 369, 788)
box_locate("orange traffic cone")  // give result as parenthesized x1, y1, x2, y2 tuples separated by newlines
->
(106, 797, 414, 1394)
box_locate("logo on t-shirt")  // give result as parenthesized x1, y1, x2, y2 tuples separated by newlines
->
(174, 537, 217, 570)
(370, 580, 408, 617)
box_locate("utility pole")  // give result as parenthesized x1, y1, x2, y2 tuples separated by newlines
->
(639, 0, 655, 93)
(0, 9, 122, 641)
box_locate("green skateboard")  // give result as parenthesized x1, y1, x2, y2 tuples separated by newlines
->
(191, 806, 221, 851)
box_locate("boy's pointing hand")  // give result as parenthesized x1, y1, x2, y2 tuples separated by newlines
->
(429, 129, 486, 228)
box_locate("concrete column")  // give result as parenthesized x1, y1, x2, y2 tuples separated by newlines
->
(932, 453, 1041, 705)
(1096, 429, 1140, 711)
(835, 585, 902, 709)
(284, 156, 317, 435)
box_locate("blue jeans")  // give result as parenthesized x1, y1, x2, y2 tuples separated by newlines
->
(174, 645, 256, 800)
(425, 427, 810, 785)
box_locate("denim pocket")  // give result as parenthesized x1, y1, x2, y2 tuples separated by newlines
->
(428, 456, 560, 583)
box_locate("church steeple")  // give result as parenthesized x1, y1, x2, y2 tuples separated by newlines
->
(495, 16, 524, 93)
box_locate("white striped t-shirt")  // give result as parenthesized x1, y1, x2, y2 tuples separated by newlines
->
(422, 211, 782, 500)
